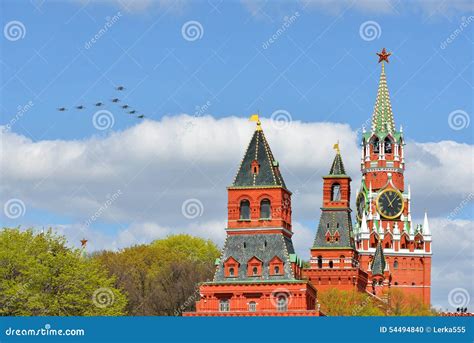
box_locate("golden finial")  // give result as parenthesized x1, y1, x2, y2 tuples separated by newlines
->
(249, 113, 262, 131)
(333, 141, 340, 154)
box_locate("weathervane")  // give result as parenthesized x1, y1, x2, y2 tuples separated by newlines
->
(333, 141, 340, 154)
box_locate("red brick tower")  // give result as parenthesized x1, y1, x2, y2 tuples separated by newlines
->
(304, 146, 368, 292)
(185, 117, 320, 316)
(354, 49, 432, 305)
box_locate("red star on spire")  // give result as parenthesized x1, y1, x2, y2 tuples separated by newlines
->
(376, 48, 391, 63)
(80, 239, 88, 247)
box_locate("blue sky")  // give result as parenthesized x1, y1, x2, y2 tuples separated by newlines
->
(1, 0, 472, 143)
(1, 0, 473, 310)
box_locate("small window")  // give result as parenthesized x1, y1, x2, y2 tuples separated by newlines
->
(317, 256, 322, 269)
(219, 299, 230, 312)
(384, 137, 392, 154)
(394, 261, 399, 269)
(274, 266, 280, 274)
(329, 261, 334, 268)
(248, 301, 256, 312)
(331, 183, 341, 201)
(240, 200, 250, 220)
(394, 282, 398, 285)
(252, 266, 258, 276)
(260, 199, 271, 219)
(229, 267, 235, 276)
(277, 296, 288, 312)
(373, 138, 380, 153)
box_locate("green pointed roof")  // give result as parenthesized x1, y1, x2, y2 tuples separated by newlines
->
(232, 125, 286, 188)
(329, 152, 346, 176)
(371, 242, 386, 276)
(371, 63, 395, 135)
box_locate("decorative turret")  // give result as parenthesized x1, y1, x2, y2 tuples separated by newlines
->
(310, 144, 357, 269)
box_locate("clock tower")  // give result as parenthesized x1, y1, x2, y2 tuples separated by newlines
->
(354, 49, 432, 305)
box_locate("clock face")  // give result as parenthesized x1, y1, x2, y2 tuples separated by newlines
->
(355, 192, 366, 221)
(376, 189, 404, 219)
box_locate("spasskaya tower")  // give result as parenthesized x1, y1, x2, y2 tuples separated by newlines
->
(353, 48, 432, 304)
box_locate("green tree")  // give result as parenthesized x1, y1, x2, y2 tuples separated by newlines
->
(95, 234, 220, 316)
(386, 289, 435, 316)
(318, 288, 385, 316)
(0, 228, 126, 316)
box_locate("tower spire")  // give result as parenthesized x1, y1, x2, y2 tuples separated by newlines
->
(371, 241, 386, 276)
(232, 116, 285, 188)
(372, 48, 395, 134)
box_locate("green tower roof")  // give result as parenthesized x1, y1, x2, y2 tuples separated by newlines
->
(371, 62, 396, 135)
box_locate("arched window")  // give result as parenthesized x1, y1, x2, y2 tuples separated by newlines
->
(248, 301, 256, 312)
(373, 138, 380, 153)
(252, 266, 258, 276)
(229, 267, 235, 276)
(277, 296, 288, 312)
(329, 261, 334, 269)
(219, 299, 230, 312)
(274, 266, 280, 274)
(331, 183, 341, 201)
(317, 256, 323, 269)
(394, 260, 399, 269)
(384, 137, 393, 154)
(260, 199, 271, 219)
(240, 200, 250, 220)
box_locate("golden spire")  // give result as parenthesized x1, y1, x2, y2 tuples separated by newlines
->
(333, 140, 340, 154)
(249, 113, 262, 131)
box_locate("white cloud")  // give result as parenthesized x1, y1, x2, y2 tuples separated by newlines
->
(429, 218, 473, 310)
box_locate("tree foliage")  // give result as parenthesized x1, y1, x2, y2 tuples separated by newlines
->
(318, 288, 385, 316)
(386, 289, 435, 316)
(94, 234, 220, 316)
(0, 228, 126, 316)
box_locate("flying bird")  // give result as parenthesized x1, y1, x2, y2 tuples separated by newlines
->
(121, 105, 129, 109)
(137, 115, 145, 119)
(128, 110, 136, 114)
(76, 105, 85, 110)
(57, 107, 66, 111)
(116, 86, 125, 91)
(111, 98, 120, 103)
(95, 102, 104, 107)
